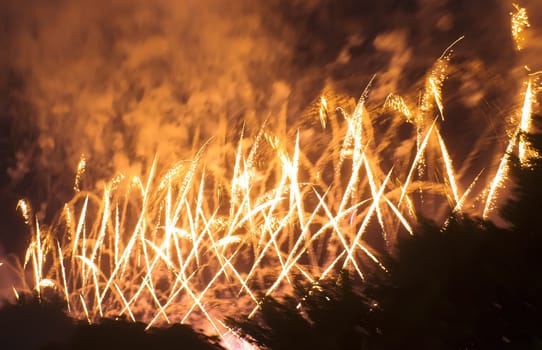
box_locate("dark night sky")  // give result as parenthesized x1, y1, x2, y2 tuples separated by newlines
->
(0, 0, 540, 258)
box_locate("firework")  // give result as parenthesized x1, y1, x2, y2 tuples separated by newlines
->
(1, 2, 539, 347)
(3, 71, 495, 340)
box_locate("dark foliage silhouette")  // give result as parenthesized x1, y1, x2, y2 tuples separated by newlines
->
(226, 270, 381, 350)
(0, 293, 224, 350)
(0, 294, 74, 350)
(378, 215, 542, 349)
(46, 318, 224, 350)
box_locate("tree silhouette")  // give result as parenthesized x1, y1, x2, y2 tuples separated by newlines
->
(0, 294, 74, 350)
(226, 270, 381, 350)
(0, 293, 224, 350)
(377, 216, 542, 349)
(47, 319, 224, 350)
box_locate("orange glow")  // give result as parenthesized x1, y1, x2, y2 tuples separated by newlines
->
(1, 2, 538, 345)
(511, 3, 530, 51)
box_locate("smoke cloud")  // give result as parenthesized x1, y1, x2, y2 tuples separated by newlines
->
(3, 0, 291, 176)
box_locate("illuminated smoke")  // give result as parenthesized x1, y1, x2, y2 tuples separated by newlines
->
(2, 0, 301, 211)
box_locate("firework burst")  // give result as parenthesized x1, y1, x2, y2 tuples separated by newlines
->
(0, 2, 540, 347)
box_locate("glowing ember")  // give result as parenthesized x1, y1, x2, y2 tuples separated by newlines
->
(511, 3, 530, 51)
(16, 200, 31, 225)
(319, 96, 328, 130)
(383, 94, 412, 122)
(483, 76, 540, 219)
(74, 154, 87, 193)
(519, 79, 538, 165)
